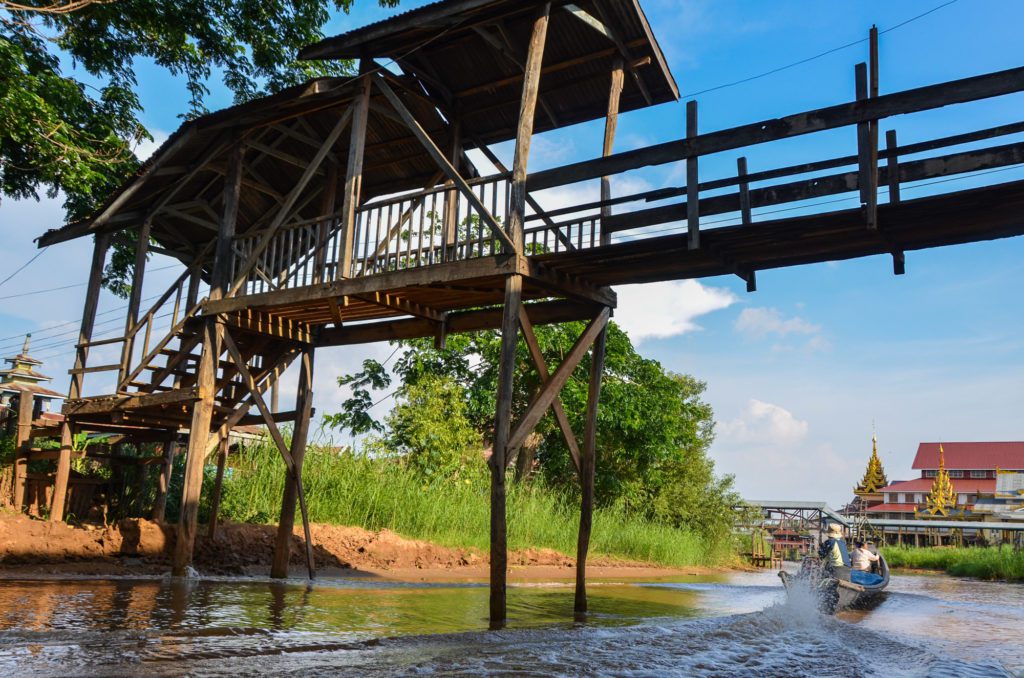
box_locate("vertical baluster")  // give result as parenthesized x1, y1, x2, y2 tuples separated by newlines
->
(577, 219, 583, 250)
(429, 192, 438, 265)
(171, 279, 183, 327)
(361, 208, 373, 275)
(416, 196, 426, 268)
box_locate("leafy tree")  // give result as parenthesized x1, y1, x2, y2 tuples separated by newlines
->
(330, 319, 741, 539)
(1, 0, 398, 294)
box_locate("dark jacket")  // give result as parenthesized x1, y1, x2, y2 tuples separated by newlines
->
(818, 537, 851, 568)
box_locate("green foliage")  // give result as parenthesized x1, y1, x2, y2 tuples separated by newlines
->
(1, 0, 398, 295)
(377, 374, 481, 481)
(220, 437, 736, 567)
(330, 318, 741, 543)
(881, 546, 1024, 581)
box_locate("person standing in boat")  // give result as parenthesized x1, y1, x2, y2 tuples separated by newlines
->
(818, 523, 851, 570)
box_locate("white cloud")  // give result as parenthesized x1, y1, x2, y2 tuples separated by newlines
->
(734, 307, 820, 338)
(134, 128, 170, 161)
(719, 398, 809, 445)
(614, 280, 736, 343)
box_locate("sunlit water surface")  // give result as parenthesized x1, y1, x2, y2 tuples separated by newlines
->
(0, 567, 1021, 676)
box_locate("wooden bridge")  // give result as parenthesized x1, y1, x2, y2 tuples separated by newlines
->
(27, 0, 1024, 627)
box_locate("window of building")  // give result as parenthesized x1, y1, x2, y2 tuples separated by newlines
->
(970, 470, 987, 478)
(924, 470, 937, 478)
(915, 493, 923, 504)
(949, 470, 964, 478)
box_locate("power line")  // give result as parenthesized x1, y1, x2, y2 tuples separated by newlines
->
(0, 246, 49, 289)
(0, 263, 179, 301)
(681, 0, 959, 99)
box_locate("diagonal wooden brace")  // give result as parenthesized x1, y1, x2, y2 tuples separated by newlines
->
(518, 305, 581, 474)
(507, 306, 610, 452)
(221, 329, 316, 579)
(373, 74, 518, 255)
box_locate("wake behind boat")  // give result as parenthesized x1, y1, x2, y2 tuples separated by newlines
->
(779, 553, 890, 613)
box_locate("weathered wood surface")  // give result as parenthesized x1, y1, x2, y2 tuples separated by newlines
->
(575, 322, 607, 615)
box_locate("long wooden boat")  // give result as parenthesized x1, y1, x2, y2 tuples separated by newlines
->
(778, 553, 889, 613)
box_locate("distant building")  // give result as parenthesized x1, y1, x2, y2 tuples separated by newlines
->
(0, 335, 65, 427)
(867, 442, 1023, 520)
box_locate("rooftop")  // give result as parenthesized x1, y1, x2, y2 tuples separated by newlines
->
(913, 442, 1024, 470)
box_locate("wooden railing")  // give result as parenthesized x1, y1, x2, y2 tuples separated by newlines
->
(218, 65, 1024, 300)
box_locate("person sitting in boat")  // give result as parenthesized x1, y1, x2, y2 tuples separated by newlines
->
(851, 540, 880, 572)
(818, 523, 851, 571)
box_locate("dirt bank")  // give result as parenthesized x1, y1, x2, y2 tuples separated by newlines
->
(0, 512, 717, 581)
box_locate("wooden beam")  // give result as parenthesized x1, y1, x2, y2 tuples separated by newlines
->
(574, 322, 607, 614)
(490, 274, 522, 629)
(151, 432, 177, 522)
(600, 59, 624, 246)
(469, 139, 574, 251)
(318, 299, 602, 346)
(373, 74, 516, 254)
(527, 65, 1024, 191)
(356, 292, 446, 323)
(856, 63, 878, 229)
(518, 306, 581, 474)
(583, 0, 653, 105)
(52, 232, 110, 522)
(338, 75, 371, 280)
(228, 106, 352, 297)
(222, 330, 315, 579)
(507, 306, 610, 452)
(207, 434, 229, 539)
(507, 3, 551, 252)
(686, 100, 700, 249)
(271, 347, 316, 579)
(118, 218, 153, 385)
(12, 392, 33, 510)
(526, 259, 617, 307)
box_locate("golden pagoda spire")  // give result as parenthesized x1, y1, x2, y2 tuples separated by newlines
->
(854, 431, 889, 495)
(925, 443, 956, 516)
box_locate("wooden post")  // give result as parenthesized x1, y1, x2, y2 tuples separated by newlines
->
(686, 100, 700, 249)
(600, 59, 624, 246)
(271, 347, 316, 579)
(338, 72, 372, 279)
(490, 274, 522, 628)
(12, 392, 33, 510)
(119, 219, 153, 387)
(172, 142, 243, 575)
(151, 433, 176, 522)
(856, 63, 878, 229)
(314, 163, 339, 284)
(885, 129, 906, 275)
(737, 157, 752, 226)
(507, 2, 551, 251)
(575, 321, 607, 615)
(444, 119, 462, 261)
(51, 231, 110, 522)
(207, 434, 229, 539)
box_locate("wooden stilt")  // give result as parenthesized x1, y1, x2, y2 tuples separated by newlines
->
(151, 433, 176, 521)
(52, 232, 110, 522)
(207, 434, 229, 539)
(271, 347, 316, 579)
(172, 142, 243, 574)
(490, 274, 522, 628)
(12, 392, 33, 510)
(686, 100, 700, 249)
(575, 321, 607, 615)
(338, 74, 371, 279)
(118, 218, 153, 387)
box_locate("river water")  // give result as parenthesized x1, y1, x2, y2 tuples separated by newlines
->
(0, 567, 1021, 676)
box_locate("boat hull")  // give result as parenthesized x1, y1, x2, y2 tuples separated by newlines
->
(779, 554, 889, 614)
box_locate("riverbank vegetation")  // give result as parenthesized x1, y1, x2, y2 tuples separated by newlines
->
(881, 546, 1024, 581)
(219, 319, 743, 568)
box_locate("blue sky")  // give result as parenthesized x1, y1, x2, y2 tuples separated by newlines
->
(1, 0, 1022, 508)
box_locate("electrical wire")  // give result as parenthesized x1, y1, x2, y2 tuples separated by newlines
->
(681, 0, 960, 99)
(0, 246, 49, 289)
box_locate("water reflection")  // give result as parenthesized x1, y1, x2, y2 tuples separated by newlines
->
(0, 570, 1020, 676)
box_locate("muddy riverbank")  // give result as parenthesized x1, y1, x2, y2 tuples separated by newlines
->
(0, 512, 719, 581)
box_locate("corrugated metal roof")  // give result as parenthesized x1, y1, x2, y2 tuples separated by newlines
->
(912, 441, 1024, 470)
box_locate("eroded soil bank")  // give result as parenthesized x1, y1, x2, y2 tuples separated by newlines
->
(0, 512, 717, 581)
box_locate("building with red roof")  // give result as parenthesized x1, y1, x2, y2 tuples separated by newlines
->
(865, 442, 1023, 519)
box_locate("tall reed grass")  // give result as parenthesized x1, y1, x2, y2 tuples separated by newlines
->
(218, 437, 734, 568)
(881, 545, 1024, 581)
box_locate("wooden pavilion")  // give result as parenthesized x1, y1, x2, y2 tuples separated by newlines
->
(31, 0, 1024, 627)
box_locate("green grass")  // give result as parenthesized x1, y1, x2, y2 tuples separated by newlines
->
(881, 545, 1024, 581)
(218, 438, 735, 568)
